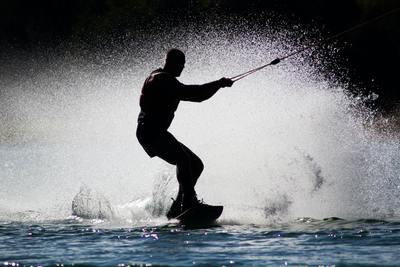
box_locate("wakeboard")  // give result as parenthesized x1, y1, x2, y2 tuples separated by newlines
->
(174, 204, 223, 226)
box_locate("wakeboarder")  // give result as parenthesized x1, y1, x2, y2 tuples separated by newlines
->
(136, 48, 233, 219)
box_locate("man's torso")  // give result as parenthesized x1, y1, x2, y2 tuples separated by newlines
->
(138, 68, 181, 131)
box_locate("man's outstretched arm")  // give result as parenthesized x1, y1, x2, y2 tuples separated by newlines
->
(178, 78, 233, 102)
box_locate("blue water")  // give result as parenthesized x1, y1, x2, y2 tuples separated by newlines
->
(1, 218, 400, 266)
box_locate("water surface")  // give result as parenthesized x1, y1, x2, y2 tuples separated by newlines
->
(1, 217, 400, 266)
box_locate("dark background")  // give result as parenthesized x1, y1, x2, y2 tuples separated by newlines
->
(1, 0, 399, 110)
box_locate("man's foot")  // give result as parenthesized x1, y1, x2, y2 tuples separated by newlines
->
(167, 192, 216, 220)
(166, 197, 184, 220)
(166, 192, 199, 220)
(182, 194, 216, 212)
(181, 192, 200, 211)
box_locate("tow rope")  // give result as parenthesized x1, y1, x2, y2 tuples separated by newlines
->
(230, 7, 400, 82)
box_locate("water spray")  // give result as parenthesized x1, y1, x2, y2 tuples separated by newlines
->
(230, 7, 400, 82)
(2, 9, 400, 223)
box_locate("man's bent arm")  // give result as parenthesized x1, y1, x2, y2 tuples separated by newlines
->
(178, 78, 232, 102)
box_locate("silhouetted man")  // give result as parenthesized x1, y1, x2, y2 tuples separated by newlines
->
(136, 48, 233, 219)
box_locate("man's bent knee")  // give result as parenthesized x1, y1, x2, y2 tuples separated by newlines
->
(193, 157, 204, 178)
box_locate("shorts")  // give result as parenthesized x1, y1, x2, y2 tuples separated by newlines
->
(136, 124, 186, 165)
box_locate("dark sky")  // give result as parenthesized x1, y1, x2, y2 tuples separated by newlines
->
(1, 0, 400, 109)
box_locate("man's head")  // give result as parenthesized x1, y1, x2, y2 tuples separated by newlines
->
(164, 48, 185, 77)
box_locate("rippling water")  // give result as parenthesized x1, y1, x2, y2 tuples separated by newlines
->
(1, 218, 400, 266)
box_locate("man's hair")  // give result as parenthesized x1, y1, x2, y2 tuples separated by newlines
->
(166, 48, 185, 64)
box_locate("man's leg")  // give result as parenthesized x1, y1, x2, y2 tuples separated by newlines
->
(152, 132, 203, 214)
(178, 143, 204, 188)
(174, 144, 205, 210)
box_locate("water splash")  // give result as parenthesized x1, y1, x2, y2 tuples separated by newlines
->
(71, 185, 114, 220)
(1, 17, 400, 225)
